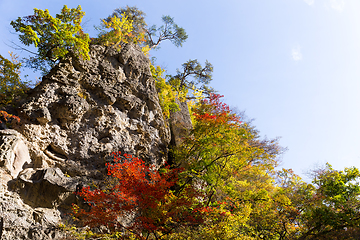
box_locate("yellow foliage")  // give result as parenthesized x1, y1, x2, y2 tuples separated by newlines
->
(97, 14, 133, 48)
(150, 64, 180, 119)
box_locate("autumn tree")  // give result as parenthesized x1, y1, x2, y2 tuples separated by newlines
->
(103, 6, 147, 45)
(0, 52, 29, 106)
(10, 5, 90, 75)
(73, 152, 209, 239)
(167, 93, 286, 238)
(298, 164, 360, 239)
(106, 6, 188, 50)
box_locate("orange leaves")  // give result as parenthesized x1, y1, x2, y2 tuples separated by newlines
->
(192, 93, 242, 126)
(72, 151, 207, 238)
(0, 111, 20, 128)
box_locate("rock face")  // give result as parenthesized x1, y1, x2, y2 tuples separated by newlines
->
(169, 98, 193, 147)
(0, 129, 31, 178)
(19, 43, 170, 175)
(0, 43, 175, 239)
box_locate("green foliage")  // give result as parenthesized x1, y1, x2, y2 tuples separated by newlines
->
(105, 6, 187, 50)
(0, 52, 29, 106)
(10, 5, 90, 75)
(299, 164, 360, 239)
(146, 15, 188, 49)
(167, 59, 214, 99)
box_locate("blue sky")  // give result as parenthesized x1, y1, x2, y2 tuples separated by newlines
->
(1, 0, 360, 180)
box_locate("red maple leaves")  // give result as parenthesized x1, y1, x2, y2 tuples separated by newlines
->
(193, 93, 241, 125)
(73, 152, 207, 238)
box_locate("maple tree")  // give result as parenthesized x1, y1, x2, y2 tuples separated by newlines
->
(173, 93, 280, 199)
(166, 93, 285, 238)
(72, 151, 209, 239)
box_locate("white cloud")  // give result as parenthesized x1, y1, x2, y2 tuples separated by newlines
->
(304, 0, 315, 6)
(291, 46, 303, 61)
(330, 0, 345, 12)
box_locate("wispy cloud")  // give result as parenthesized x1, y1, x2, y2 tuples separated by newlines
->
(304, 0, 315, 6)
(330, 0, 345, 12)
(291, 46, 303, 61)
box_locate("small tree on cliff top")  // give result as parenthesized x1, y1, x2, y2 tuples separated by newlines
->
(10, 5, 90, 75)
(106, 6, 188, 50)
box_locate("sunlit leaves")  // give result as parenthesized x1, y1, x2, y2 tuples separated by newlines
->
(94, 13, 139, 48)
(150, 64, 180, 119)
(299, 164, 360, 239)
(0, 52, 29, 106)
(73, 151, 206, 239)
(10, 5, 90, 75)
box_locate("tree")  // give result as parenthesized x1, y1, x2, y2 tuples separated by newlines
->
(73, 151, 208, 239)
(173, 93, 280, 197)
(93, 13, 137, 48)
(106, 6, 147, 44)
(146, 15, 188, 49)
(10, 5, 90, 75)
(150, 64, 180, 119)
(298, 164, 360, 239)
(105, 6, 188, 50)
(170, 93, 284, 238)
(0, 52, 29, 106)
(167, 59, 214, 99)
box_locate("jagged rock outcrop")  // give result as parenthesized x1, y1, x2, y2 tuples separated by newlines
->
(19, 43, 170, 175)
(169, 98, 193, 147)
(0, 43, 175, 239)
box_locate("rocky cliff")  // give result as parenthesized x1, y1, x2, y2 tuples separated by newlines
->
(0, 43, 190, 239)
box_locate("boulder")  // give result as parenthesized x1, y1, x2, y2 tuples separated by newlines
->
(0, 129, 31, 178)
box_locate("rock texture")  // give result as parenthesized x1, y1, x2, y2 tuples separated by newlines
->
(19, 43, 170, 175)
(169, 98, 193, 147)
(0, 43, 174, 239)
(0, 129, 31, 178)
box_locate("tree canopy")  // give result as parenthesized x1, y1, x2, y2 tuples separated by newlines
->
(10, 5, 90, 75)
(0, 52, 29, 106)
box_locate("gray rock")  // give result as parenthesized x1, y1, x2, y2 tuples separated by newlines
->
(0, 42, 192, 239)
(169, 98, 193, 147)
(19, 43, 170, 176)
(15, 167, 78, 208)
(0, 129, 31, 178)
